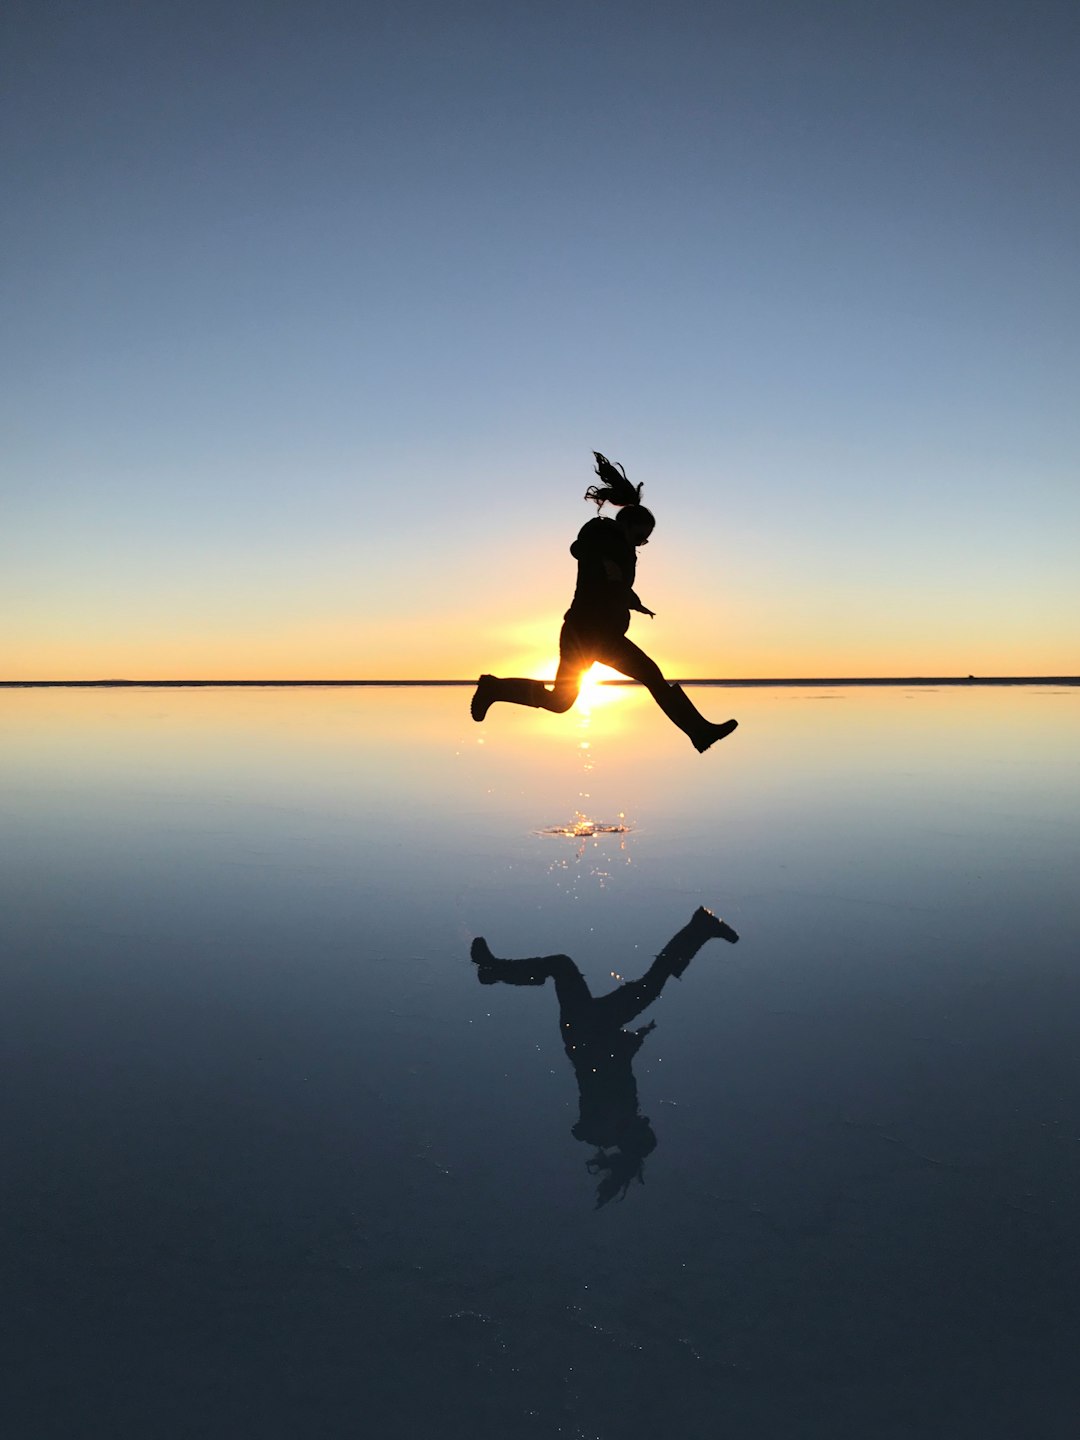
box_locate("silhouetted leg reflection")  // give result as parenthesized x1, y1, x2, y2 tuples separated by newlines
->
(470, 907, 738, 1207)
(591, 907, 739, 1030)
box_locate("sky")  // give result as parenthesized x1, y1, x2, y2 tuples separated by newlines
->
(3, 0, 1078, 680)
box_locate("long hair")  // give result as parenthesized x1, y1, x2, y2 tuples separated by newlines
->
(585, 451, 644, 511)
(585, 1118, 658, 1208)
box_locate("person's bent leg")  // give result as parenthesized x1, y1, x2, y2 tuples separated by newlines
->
(534, 621, 593, 714)
(470, 667, 585, 721)
(540, 654, 586, 713)
(470, 938, 571, 986)
(472, 626, 589, 720)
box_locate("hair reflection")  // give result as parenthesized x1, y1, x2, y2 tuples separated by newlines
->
(470, 907, 738, 1208)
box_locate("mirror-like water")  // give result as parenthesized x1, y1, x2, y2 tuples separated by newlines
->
(4, 684, 1079, 1436)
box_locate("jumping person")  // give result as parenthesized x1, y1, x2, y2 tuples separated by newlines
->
(470, 452, 737, 752)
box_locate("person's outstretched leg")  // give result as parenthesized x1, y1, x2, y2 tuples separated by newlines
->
(654, 905, 739, 977)
(662, 684, 738, 752)
(593, 907, 739, 1028)
(597, 637, 737, 752)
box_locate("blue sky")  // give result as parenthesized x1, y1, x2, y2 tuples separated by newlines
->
(4, 0, 1078, 677)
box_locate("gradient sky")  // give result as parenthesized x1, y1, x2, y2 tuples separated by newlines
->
(4, 0, 1078, 679)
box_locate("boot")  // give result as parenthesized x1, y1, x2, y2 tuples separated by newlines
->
(469, 938, 547, 986)
(471, 674, 549, 721)
(659, 906, 740, 978)
(659, 684, 738, 753)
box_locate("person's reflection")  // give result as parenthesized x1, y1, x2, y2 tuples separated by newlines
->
(470, 907, 739, 1207)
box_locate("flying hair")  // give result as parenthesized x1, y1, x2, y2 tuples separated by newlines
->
(585, 451, 644, 511)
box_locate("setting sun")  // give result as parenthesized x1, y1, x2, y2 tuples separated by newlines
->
(576, 664, 626, 710)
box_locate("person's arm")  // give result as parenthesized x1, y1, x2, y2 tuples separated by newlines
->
(599, 554, 655, 615)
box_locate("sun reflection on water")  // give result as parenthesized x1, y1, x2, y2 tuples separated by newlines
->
(535, 680, 637, 883)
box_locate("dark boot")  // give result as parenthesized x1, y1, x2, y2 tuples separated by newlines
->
(470, 938, 548, 986)
(660, 906, 740, 978)
(658, 684, 738, 753)
(471, 674, 549, 721)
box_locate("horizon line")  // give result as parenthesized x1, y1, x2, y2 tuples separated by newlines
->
(3, 676, 1078, 690)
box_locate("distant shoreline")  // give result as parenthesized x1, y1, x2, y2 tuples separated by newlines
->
(3, 677, 1077, 690)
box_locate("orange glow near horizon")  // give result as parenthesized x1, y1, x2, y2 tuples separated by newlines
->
(5, 601, 1078, 683)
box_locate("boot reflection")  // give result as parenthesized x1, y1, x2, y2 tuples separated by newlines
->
(470, 906, 739, 1208)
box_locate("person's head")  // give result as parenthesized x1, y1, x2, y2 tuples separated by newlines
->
(615, 504, 655, 548)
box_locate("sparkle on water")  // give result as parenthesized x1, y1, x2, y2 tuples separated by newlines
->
(538, 812, 632, 840)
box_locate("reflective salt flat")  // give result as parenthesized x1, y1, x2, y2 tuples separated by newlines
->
(3, 684, 1079, 1434)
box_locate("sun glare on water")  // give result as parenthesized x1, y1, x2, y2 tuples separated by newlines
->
(576, 664, 624, 711)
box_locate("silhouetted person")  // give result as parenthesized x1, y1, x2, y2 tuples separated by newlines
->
(471, 452, 738, 752)
(470, 906, 739, 1207)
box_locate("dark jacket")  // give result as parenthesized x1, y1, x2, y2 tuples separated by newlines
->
(564, 517, 638, 635)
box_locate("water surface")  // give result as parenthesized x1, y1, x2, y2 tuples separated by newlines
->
(4, 684, 1079, 1436)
